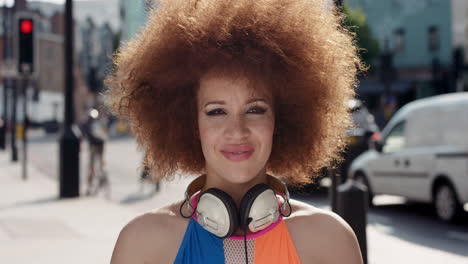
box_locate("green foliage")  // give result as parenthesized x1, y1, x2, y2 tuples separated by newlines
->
(342, 4, 380, 70)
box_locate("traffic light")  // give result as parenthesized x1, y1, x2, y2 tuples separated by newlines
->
(17, 17, 35, 74)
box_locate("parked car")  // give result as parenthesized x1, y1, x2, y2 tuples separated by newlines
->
(348, 93, 468, 222)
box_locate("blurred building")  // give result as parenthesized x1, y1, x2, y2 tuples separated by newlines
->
(119, 0, 156, 40)
(0, 0, 28, 81)
(0, 6, 12, 81)
(78, 18, 115, 95)
(14, 0, 27, 11)
(10, 1, 118, 123)
(345, 0, 468, 101)
(96, 23, 115, 87)
(0, 2, 64, 93)
(34, 11, 65, 94)
(79, 17, 98, 82)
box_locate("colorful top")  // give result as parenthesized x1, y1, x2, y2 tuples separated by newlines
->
(173, 216, 301, 263)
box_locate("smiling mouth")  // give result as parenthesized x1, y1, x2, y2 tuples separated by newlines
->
(221, 144, 255, 162)
(221, 151, 254, 162)
(221, 151, 253, 161)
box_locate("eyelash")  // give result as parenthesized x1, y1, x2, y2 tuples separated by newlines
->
(206, 106, 267, 116)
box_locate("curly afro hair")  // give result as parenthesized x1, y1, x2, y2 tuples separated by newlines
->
(105, 0, 363, 185)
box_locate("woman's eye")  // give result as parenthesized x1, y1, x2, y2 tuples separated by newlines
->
(206, 109, 225, 116)
(247, 107, 267, 114)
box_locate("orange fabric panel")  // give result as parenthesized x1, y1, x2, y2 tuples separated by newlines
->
(253, 221, 301, 263)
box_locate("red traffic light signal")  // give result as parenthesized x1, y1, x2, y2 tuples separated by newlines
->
(17, 17, 35, 74)
(20, 19, 33, 34)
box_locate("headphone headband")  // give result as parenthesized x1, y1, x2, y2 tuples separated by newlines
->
(184, 174, 290, 213)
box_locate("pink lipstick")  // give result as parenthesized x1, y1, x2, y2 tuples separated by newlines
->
(221, 145, 254, 162)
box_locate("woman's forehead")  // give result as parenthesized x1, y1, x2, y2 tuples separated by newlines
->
(198, 71, 272, 102)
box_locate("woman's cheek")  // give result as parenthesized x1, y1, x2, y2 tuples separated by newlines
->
(250, 116, 275, 135)
(198, 124, 220, 153)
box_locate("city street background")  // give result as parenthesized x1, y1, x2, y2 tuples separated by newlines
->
(1, 0, 468, 263)
(1, 131, 467, 263)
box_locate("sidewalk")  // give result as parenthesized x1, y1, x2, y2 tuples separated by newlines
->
(0, 153, 135, 264)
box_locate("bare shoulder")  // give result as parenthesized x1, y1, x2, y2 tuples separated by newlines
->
(285, 199, 363, 264)
(110, 200, 189, 264)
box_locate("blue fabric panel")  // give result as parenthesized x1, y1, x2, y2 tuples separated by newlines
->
(174, 218, 225, 264)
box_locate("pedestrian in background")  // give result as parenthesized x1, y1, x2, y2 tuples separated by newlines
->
(106, 0, 364, 263)
(82, 106, 109, 196)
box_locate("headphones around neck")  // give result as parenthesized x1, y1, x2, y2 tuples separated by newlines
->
(180, 174, 292, 238)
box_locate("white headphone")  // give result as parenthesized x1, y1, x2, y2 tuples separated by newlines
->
(180, 174, 292, 238)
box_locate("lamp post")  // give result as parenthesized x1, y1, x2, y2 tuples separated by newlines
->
(59, 0, 80, 198)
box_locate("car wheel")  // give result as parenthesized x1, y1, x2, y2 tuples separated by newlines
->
(434, 183, 463, 222)
(354, 172, 374, 207)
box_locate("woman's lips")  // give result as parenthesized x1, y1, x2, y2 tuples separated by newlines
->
(221, 145, 254, 162)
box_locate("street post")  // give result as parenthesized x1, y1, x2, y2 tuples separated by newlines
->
(59, 0, 80, 198)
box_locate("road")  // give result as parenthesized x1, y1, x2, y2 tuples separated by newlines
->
(26, 131, 468, 263)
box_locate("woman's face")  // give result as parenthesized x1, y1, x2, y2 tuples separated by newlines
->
(197, 72, 275, 185)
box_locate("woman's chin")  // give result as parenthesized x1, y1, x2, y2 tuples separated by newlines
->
(218, 170, 265, 185)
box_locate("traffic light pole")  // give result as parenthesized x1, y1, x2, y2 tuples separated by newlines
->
(13, 13, 37, 163)
(59, 0, 80, 198)
(21, 67, 30, 181)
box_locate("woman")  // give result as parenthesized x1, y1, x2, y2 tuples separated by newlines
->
(106, 0, 363, 263)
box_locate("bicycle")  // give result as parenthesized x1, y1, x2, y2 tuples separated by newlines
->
(86, 143, 111, 199)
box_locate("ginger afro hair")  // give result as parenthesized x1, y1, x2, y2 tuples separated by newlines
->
(105, 0, 363, 184)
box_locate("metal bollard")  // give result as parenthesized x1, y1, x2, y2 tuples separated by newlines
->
(336, 179, 368, 264)
(328, 167, 338, 213)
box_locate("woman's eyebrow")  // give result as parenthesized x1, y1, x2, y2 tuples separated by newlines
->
(246, 98, 268, 104)
(204, 100, 225, 107)
(204, 98, 268, 107)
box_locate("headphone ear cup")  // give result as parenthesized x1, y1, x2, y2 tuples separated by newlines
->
(239, 184, 272, 230)
(197, 188, 239, 238)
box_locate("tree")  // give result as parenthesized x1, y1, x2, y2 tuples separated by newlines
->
(342, 4, 380, 71)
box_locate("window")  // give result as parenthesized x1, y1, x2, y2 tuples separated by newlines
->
(383, 121, 406, 153)
(428, 25, 440, 52)
(394, 28, 405, 54)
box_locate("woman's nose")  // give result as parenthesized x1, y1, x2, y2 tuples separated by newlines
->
(224, 115, 250, 140)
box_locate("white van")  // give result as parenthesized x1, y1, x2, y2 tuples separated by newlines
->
(348, 92, 468, 222)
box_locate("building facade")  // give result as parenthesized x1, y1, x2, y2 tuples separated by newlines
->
(345, 0, 468, 97)
(119, 0, 156, 41)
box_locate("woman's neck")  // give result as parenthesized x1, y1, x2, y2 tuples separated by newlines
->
(202, 169, 268, 207)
